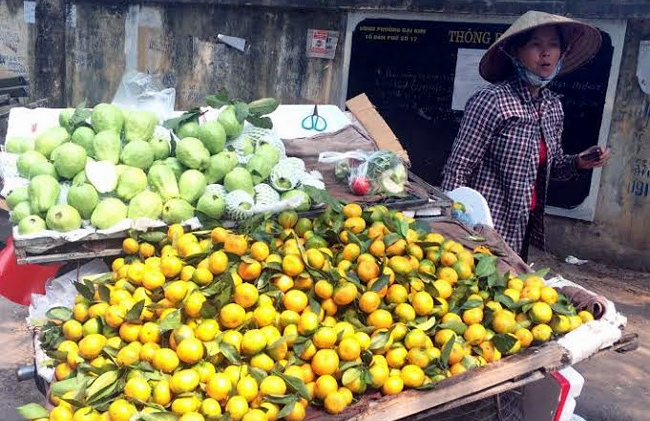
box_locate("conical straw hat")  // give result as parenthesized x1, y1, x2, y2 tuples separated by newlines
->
(479, 11, 602, 83)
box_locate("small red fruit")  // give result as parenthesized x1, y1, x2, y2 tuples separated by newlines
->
(350, 177, 371, 195)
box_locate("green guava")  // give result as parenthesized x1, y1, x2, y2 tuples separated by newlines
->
(67, 183, 99, 220)
(175, 137, 210, 170)
(6, 186, 29, 209)
(46, 204, 82, 232)
(120, 140, 154, 170)
(29, 174, 61, 215)
(238, 136, 255, 156)
(162, 199, 194, 224)
(93, 130, 122, 164)
(71, 126, 95, 157)
(196, 193, 225, 220)
(164, 157, 186, 180)
(5, 137, 34, 154)
(115, 164, 129, 177)
(281, 190, 311, 212)
(224, 167, 254, 196)
(59, 108, 75, 132)
(28, 161, 58, 179)
(91, 198, 128, 230)
(72, 170, 88, 185)
(198, 120, 226, 154)
(245, 154, 273, 184)
(10, 201, 31, 223)
(124, 111, 158, 143)
(35, 127, 70, 159)
(18, 215, 46, 235)
(204, 151, 239, 184)
(148, 164, 180, 201)
(116, 167, 148, 201)
(150, 128, 171, 160)
(179, 169, 207, 205)
(176, 119, 200, 139)
(255, 143, 280, 167)
(218, 106, 244, 139)
(17, 151, 47, 178)
(52, 143, 87, 179)
(91, 103, 124, 134)
(128, 191, 163, 220)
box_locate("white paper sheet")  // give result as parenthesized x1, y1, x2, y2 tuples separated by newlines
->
(23, 1, 35, 24)
(267, 104, 351, 139)
(452, 48, 490, 111)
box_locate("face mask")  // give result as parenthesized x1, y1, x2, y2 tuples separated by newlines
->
(510, 57, 563, 88)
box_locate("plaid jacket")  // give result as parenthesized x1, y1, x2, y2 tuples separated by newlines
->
(441, 78, 579, 252)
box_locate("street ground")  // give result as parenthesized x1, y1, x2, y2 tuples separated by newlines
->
(0, 298, 44, 420)
(0, 247, 647, 421)
(529, 247, 650, 421)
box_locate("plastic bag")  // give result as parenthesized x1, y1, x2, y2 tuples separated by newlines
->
(27, 259, 109, 326)
(112, 70, 176, 121)
(319, 149, 408, 196)
(445, 187, 495, 228)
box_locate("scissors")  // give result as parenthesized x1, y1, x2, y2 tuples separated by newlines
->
(301, 105, 328, 132)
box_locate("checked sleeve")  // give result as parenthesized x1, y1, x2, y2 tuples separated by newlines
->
(441, 89, 503, 191)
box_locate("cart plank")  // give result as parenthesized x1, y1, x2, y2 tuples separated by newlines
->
(13, 236, 125, 265)
(13, 230, 128, 252)
(15, 247, 123, 265)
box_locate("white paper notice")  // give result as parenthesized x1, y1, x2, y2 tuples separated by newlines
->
(23, 1, 36, 24)
(452, 48, 490, 111)
(306, 29, 339, 59)
(636, 41, 650, 95)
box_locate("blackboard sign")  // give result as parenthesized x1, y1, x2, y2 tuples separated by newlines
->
(347, 18, 613, 210)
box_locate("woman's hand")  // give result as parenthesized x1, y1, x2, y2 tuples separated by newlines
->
(576, 145, 611, 170)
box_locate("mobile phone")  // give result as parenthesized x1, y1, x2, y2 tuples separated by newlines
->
(582, 147, 602, 161)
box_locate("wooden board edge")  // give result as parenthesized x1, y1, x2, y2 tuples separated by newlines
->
(13, 230, 129, 249)
(15, 248, 122, 265)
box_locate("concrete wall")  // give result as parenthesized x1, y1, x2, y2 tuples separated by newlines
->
(1, 1, 348, 107)
(1, 0, 649, 270)
(62, 2, 347, 108)
(0, 1, 32, 81)
(546, 20, 650, 271)
(0, 0, 65, 107)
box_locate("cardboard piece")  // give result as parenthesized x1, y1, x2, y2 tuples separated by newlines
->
(345, 93, 410, 165)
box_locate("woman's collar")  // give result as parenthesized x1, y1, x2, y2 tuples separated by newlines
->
(509, 77, 558, 103)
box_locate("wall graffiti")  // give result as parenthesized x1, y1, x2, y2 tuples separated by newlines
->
(629, 158, 650, 198)
(0, 25, 29, 77)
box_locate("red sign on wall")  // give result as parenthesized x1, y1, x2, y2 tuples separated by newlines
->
(307, 29, 339, 59)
